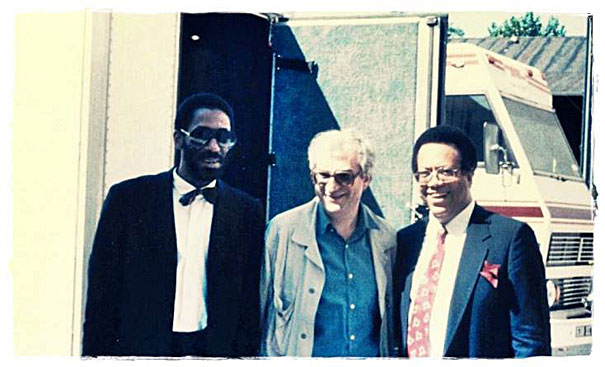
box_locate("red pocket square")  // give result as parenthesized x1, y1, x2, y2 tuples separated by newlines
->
(480, 260, 500, 288)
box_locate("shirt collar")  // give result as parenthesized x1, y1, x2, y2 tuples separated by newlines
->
(428, 201, 475, 236)
(316, 204, 369, 237)
(172, 169, 217, 195)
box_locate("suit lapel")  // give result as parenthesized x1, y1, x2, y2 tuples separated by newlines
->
(206, 181, 244, 305)
(443, 207, 491, 354)
(291, 198, 324, 271)
(400, 271, 414, 351)
(367, 208, 391, 317)
(207, 179, 229, 261)
(399, 220, 427, 353)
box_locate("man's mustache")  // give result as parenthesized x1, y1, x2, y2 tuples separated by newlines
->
(198, 151, 224, 161)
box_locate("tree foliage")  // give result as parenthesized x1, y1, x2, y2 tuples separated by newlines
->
(488, 12, 566, 37)
(448, 26, 466, 40)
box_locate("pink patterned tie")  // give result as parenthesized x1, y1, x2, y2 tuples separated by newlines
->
(407, 226, 447, 358)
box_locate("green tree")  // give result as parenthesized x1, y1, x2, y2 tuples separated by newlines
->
(448, 25, 466, 40)
(542, 16, 567, 36)
(488, 12, 566, 37)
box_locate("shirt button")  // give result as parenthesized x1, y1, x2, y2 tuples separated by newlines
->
(349, 334, 356, 341)
(349, 303, 356, 310)
(301, 333, 307, 339)
(345, 244, 349, 249)
(348, 273, 354, 280)
(309, 288, 315, 294)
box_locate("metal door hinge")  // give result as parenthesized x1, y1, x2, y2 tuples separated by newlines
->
(275, 54, 318, 75)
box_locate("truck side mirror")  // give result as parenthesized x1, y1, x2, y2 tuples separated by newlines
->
(483, 121, 501, 174)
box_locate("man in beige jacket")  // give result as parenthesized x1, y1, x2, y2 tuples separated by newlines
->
(260, 128, 398, 357)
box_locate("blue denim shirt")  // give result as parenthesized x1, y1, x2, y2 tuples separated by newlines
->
(312, 206, 381, 357)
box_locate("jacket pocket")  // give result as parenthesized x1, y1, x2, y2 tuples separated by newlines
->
(271, 295, 295, 355)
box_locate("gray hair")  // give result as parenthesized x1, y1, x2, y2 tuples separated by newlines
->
(307, 128, 375, 177)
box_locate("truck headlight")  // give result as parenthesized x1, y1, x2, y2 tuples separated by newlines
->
(582, 292, 593, 312)
(546, 280, 561, 308)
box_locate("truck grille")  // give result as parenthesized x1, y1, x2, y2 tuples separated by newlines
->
(554, 276, 592, 309)
(546, 232, 593, 266)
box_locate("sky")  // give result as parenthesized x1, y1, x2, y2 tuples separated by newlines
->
(1, 1, 596, 36)
(449, 12, 590, 37)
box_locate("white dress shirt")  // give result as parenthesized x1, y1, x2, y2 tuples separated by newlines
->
(409, 201, 475, 357)
(171, 170, 215, 332)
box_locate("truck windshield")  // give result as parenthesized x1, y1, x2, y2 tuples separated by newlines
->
(444, 94, 516, 165)
(502, 97, 582, 179)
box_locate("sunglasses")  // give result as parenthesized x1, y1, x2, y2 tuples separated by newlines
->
(180, 127, 237, 148)
(414, 167, 461, 184)
(311, 170, 363, 186)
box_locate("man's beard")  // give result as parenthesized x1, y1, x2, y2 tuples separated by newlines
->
(183, 149, 226, 183)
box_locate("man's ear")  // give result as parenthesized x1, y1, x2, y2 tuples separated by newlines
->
(174, 130, 184, 150)
(465, 171, 474, 187)
(362, 173, 372, 190)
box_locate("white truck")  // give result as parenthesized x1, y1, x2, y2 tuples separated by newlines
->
(442, 43, 594, 356)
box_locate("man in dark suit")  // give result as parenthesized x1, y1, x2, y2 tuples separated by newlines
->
(82, 93, 265, 357)
(394, 126, 550, 358)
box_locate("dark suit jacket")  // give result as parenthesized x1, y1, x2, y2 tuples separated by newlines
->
(82, 170, 265, 357)
(393, 205, 551, 358)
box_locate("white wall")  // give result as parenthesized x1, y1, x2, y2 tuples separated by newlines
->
(13, 11, 90, 355)
(12, 11, 180, 356)
(104, 13, 179, 188)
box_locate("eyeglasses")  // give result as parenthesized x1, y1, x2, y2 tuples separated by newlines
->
(180, 127, 237, 148)
(414, 167, 461, 184)
(311, 170, 363, 186)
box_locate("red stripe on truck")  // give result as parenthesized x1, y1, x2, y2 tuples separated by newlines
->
(547, 206, 594, 221)
(483, 206, 544, 218)
(448, 53, 477, 58)
(484, 206, 593, 221)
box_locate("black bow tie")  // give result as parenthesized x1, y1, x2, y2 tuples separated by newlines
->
(179, 187, 218, 206)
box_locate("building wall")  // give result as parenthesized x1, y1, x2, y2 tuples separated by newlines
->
(13, 11, 91, 355)
(12, 11, 179, 356)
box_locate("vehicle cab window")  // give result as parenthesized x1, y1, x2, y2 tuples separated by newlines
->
(444, 94, 517, 167)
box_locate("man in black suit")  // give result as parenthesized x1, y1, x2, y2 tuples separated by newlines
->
(82, 93, 265, 357)
(394, 126, 550, 358)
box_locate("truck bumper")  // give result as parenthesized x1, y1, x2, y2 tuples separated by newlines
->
(550, 317, 592, 356)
